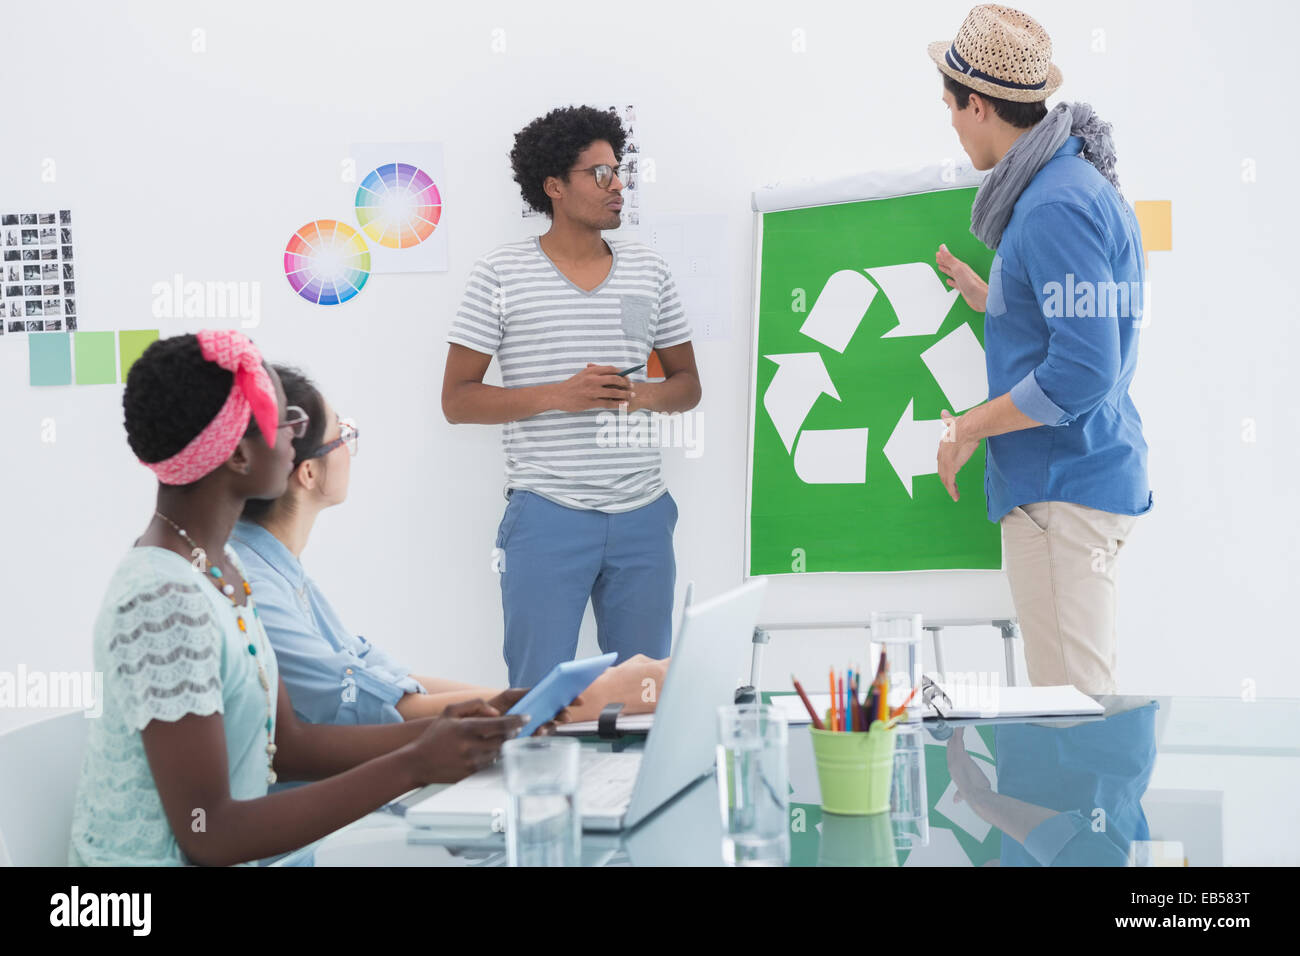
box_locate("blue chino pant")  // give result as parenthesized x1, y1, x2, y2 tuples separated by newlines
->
(496, 489, 677, 687)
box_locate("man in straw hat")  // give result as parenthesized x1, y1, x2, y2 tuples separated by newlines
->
(926, 5, 1152, 694)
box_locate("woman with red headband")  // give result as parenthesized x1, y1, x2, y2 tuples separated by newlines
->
(68, 331, 541, 866)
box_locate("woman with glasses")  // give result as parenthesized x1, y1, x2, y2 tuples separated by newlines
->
(232, 365, 668, 729)
(70, 333, 534, 867)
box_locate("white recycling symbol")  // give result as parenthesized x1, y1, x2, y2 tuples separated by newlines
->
(762, 263, 988, 496)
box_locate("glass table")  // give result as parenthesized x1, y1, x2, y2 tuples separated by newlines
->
(306, 694, 1300, 866)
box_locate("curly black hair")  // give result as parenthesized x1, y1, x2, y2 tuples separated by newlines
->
(123, 334, 262, 469)
(510, 106, 627, 217)
(242, 365, 328, 521)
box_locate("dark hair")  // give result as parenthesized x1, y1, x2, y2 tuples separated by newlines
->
(942, 72, 1047, 129)
(510, 106, 628, 217)
(241, 365, 327, 521)
(124, 334, 263, 472)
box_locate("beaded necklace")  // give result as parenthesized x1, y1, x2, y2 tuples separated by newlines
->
(155, 511, 278, 784)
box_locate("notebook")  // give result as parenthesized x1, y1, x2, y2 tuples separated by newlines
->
(772, 681, 1104, 723)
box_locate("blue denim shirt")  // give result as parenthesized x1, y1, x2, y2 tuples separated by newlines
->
(229, 519, 424, 725)
(997, 701, 1158, 866)
(983, 135, 1153, 522)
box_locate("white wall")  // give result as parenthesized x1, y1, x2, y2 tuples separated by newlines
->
(2, 0, 1296, 733)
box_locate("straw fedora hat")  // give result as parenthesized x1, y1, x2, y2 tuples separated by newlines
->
(928, 4, 1063, 103)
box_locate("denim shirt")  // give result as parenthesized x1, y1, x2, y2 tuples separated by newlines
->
(996, 701, 1159, 866)
(229, 519, 424, 725)
(983, 135, 1154, 523)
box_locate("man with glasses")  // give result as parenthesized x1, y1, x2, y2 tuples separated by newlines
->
(443, 105, 701, 686)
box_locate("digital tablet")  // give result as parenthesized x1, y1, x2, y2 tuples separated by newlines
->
(507, 652, 617, 738)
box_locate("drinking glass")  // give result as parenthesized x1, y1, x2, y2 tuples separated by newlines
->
(716, 704, 789, 866)
(502, 736, 581, 867)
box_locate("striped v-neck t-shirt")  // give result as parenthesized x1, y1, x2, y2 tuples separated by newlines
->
(448, 237, 691, 513)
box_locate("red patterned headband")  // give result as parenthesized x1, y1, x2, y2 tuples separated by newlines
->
(143, 330, 280, 486)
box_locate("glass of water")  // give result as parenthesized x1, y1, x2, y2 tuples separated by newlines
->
(890, 724, 930, 849)
(502, 736, 581, 867)
(869, 611, 925, 723)
(716, 704, 789, 866)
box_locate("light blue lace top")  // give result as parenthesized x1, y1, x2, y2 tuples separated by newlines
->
(69, 545, 279, 866)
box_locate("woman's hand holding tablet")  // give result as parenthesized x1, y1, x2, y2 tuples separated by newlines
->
(505, 652, 618, 738)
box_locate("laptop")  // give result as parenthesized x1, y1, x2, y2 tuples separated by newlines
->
(406, 578, 767, 833)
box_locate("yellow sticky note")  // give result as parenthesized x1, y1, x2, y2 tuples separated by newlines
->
(1134, 200, 1172, 261)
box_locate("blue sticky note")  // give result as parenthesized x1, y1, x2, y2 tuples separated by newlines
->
(29, 333, 73, 386)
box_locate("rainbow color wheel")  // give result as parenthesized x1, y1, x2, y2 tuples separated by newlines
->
(284, 219, 370, 305)
(354, 163, 442, 249)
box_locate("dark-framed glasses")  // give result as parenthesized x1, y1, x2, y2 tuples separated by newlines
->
(310, 417, 358, 459)
(570, 163, 628, 189)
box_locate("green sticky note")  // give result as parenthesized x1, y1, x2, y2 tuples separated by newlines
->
(29, 333, 73, 386)
(118, 329, 160, 382)
(74, 331, 118, 385)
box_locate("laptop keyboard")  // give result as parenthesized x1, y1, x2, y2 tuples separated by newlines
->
(580, 752, 641, 813)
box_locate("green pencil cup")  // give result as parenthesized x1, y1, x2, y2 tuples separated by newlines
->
(816, 807, 899, 867)
(809, 723, 897, 816)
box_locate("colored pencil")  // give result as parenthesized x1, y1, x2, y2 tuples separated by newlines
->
(847, 669, 854, 732)
(829, 668, 837, 732)
(838, 676, 845, 733)
(873, 651, 888, 724)
(878, 659, 889, 723)
(842, 671, 852, 738)
(792, 675, 825, 729)
(855, 673, 868, 731)
(890, 684, 920, 718)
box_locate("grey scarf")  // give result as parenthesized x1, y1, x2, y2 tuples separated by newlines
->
(970, 101, 1120, 250)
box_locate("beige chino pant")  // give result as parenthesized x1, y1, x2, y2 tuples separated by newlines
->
(1000, 501, 1139, 695)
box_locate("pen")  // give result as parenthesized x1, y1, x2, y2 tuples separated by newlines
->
(617, 363, 646, 376)
(792, 674, 825, 729)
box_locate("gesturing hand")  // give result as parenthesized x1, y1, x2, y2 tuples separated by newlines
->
(935, 243, 989, 313)
(936, 409, 980, 502)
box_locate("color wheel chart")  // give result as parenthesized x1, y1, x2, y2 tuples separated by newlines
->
(354, 163, 442, 249)
(284, 219, 370, 305)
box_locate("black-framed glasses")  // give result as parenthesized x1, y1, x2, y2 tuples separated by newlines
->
(280, 405, 310, 440)
(569, 163, 628, 189)
(309, 417, 358, 459)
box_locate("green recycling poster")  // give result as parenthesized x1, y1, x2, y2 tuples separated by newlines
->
(748, 187, 1001, 574)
